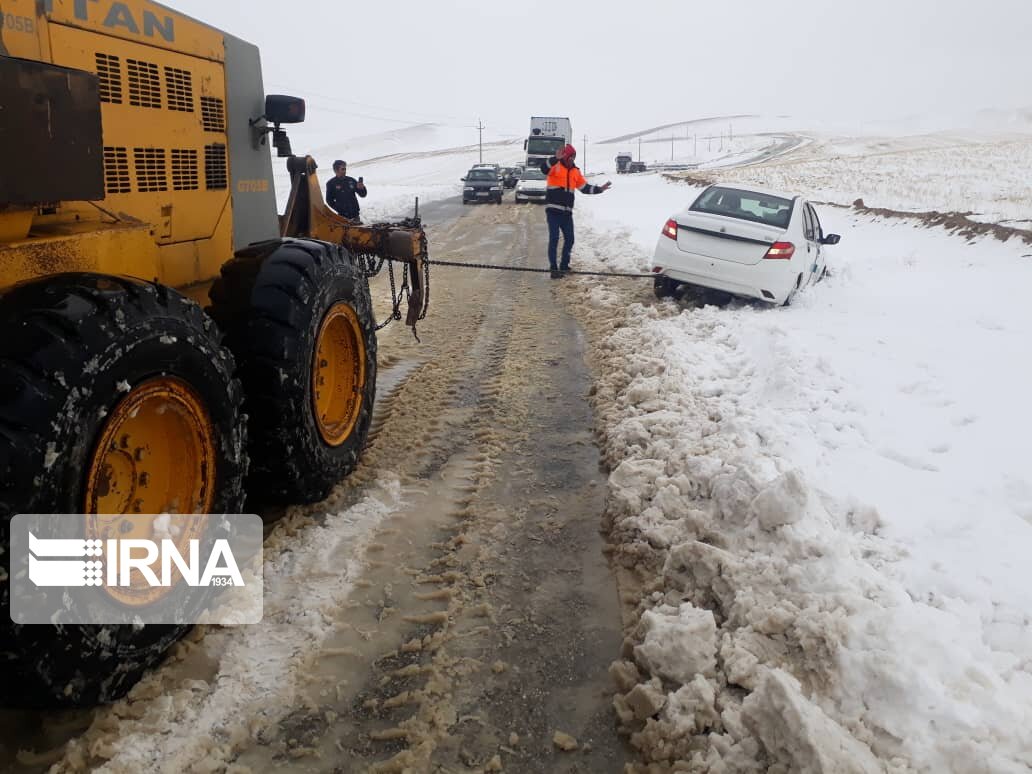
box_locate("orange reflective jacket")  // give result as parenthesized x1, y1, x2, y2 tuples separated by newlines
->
(546, 163, 588, 192)
(542, 160, 603, 213)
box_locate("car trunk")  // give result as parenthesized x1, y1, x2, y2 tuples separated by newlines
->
(674, 211, 784, 265)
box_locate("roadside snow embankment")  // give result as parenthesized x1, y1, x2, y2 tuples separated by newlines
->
(567, 174, 1032, 772)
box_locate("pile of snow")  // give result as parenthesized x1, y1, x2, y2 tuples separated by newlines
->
(564, 167, 1032, 771)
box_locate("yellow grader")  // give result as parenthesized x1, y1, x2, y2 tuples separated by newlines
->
(0, 1, 427, 705)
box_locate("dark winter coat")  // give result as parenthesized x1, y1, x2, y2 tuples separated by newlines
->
(326, 175, 367, 219)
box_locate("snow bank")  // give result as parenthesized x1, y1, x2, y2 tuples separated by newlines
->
(566, 169, 1032, 771)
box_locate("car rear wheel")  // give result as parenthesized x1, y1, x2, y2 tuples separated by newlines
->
(654, 276, 680, 300)
(782, 274, 804, 307)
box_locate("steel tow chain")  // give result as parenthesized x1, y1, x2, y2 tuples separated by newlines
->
(426, 258, 656, 279)
(357, 219, 431, 339)
(358, 226, 653, 338)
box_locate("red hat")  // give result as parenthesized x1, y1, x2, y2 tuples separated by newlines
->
(557, 144, 577, 161)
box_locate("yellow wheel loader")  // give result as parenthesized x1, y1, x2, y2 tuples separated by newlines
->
(0, 1, 426, 706)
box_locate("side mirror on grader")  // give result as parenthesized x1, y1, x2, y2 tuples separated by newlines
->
(250, 94, 306, 157)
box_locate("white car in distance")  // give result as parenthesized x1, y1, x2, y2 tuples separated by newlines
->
(651, 184, 840, 305)
(514, 168, 547, 203)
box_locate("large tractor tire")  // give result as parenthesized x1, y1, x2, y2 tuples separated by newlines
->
(208, 238, 377, 505)
(0, 273, 246, 707)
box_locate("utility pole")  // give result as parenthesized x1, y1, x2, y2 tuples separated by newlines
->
(476, 119, 485, 163)
(583, 133, 588, 173)
(638, 136, 642, 162)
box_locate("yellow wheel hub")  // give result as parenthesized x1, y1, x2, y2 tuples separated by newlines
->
(313, 302, 366, 447)
(84, 376, 215, 607)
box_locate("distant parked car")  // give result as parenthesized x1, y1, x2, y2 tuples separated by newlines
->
(499, 167, 518, 188)
(651, 184, 840, 305)
(514, 168, 547, 203)
(462, 168, 504, 204)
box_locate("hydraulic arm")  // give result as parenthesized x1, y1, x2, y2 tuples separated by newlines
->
(280, 156, 428, 328)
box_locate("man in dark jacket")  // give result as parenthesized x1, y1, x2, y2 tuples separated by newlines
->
(326, 160, 367, 222)
(540, 144, 611, 278)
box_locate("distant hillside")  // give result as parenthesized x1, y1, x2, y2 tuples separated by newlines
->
(601, 115, 758, 144)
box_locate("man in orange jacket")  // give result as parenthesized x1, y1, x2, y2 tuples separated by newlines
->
(540, 144, 611, 279)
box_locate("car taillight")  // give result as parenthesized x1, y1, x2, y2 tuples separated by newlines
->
(661, 219, 678, 240)
(763, 241, 795, 260)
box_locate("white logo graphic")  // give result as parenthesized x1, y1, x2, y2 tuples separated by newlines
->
(28, 535, 104, 587)
(27, 533, 243, 589)
(11, 514, 264, 625)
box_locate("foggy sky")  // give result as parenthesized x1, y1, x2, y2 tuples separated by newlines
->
(169, 0, 1031, 140)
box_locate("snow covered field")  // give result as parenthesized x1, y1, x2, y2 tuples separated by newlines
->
(674, 130, 1032, 226)
(565, 152, 1032, 770)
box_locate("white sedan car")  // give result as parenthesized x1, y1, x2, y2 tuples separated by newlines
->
(651, 184, 840, 305)
(514, 168, 547, 203)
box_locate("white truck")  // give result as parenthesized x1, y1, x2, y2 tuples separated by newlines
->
(525, 116, 573, 170)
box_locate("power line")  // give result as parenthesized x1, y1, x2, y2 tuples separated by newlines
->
(267, 83, 470, 124)
(302, 102, 479, 129)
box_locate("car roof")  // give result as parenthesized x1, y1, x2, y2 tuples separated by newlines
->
(705, 182, 799, 201)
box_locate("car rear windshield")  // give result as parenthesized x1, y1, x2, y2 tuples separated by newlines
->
(690, 187, 794, 228)
(521, 169, 545, 180)
(467, 170, 496, 181)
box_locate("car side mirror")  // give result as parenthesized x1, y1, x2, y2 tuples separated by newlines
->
(821, 234, 841, 245)
(461, 177, 466, 181)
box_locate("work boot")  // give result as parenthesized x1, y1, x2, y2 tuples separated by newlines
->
(559, 265, 570, 276)
(550, 269, 562, 279)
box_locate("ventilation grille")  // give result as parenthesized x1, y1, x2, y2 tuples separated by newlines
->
(164, 67, 194, 112)
(96, 54, 123, 104)
(205, 144, 228, 189)
(134, 148, 168, 192)
(171, 149, 199, 191)
(103, 147, 131, 194)
(127, 59, 161, 108)
(200, 96, 226, 132)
